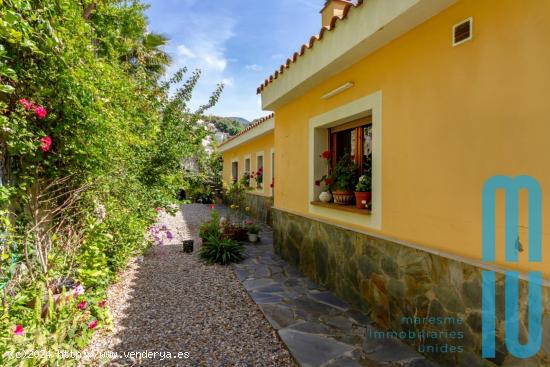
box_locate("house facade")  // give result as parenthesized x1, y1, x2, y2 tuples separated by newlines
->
(222, 0, 550, 365)
(219, 114, 275, 223)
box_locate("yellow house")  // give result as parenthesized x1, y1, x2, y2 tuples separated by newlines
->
(222, 0, 550, 364)
(219, 114, 275, 222)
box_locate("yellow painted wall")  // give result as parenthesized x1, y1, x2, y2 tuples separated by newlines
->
(222, 132, 274, 197)
(273, 0, 550, 277)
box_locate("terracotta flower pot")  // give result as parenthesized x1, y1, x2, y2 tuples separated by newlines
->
(332, 190, 354, 205)
(354, 191, 372, 209)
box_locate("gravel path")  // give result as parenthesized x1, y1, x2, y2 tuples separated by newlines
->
(83, 204, 294, 366)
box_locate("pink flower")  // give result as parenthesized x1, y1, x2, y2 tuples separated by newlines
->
(87, 319, 98, 330)
(210, 204, 215, 210)
(18, 99, 32, 110)
(166, 231, 173, 240)
(155, 207, 161, 213)
(14, 324, 24, 336)
(40, 136, 52, 152)
(77, 300, 87, 310)
(73, 284, 85, 296)
(34, 105, 47, 119)
(98, 300, 106, 308)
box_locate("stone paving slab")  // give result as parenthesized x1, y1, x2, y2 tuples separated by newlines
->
(233, 227, 440, 367)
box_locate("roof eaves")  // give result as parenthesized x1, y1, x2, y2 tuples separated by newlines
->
(257, 0, 364, 94)
(218, 113, 274, 148)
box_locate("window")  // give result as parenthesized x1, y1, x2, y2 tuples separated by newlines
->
(256, 155, 264, 189)
(245, 157, 251, 174)
(329, 118, 372, 176)
(231, 161, 238, 182)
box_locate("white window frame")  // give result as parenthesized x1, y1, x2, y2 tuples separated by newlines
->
(255, 151, 265, 192)
(308, 91, 382, 230)
(244, 154, 251, 176)
(231, 158, 239, 182)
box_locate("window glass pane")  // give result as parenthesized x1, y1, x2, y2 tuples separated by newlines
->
(335, 129, 354, 161)
(363, 125, 372, 175)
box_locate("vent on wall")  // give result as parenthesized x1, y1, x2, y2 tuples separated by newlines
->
(452, 17, 473, 46)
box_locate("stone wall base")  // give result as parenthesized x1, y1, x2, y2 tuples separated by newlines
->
(272, 208, 550, 366)
(245, 193, 273, 225)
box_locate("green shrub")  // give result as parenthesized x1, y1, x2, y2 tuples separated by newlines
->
(199, 235, 244, 265)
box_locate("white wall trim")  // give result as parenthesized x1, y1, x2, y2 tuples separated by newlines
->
(261, 0, 456, 110)
(218, 117, 274, 153)
(308, 91, 382, 230)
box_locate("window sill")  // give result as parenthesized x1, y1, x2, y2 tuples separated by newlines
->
(310, 201, 371, 215)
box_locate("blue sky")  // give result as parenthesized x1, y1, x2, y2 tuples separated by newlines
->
(144, 0, 325, 121)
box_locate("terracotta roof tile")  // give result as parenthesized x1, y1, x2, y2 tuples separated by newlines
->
(218, 113, 274, 147)
(256, 0, 364, 94)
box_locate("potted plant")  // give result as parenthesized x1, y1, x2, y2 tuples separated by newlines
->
(354, 174, 371, 209)
(245, 220, 262, 243)
(330, 153, 357, 205)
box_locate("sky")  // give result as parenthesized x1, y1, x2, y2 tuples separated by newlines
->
(144, 0, 325, 121)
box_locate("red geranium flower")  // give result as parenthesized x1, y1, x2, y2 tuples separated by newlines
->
(321, 150, 331, 160)
(315, 180, 321, 186)
(40, 136, 52, 152)
(18, 99, 32, 110)
(210, 204, 215, 210)
(77, 300, 87, 310)
(34, 105, 47, 119)
(14, 324, 24, 336)
(87, 319, 98, 330)
(98, 300, 106, 308)
(325, 178, 333, 185)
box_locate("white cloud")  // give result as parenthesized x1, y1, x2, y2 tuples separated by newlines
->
(245, 64, 262, 72)
(221, 78, 234, 87)
(176, 45, 196, 59)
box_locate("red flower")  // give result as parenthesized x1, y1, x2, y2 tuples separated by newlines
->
(87, 319, 98, 330)
(18, 99, 32, 110)
(40, 136, 52, 152)
(321, 150, 331, 160)
(325, 178, 333, 186)
(315, 180, 321, 186)
(77, 300, 87, 310)
(155, 207, 161, 213)
(256, 172, 261, 176)
(210, 204, 215, 210)
(250, 175, 253, 179)
(34, 105, 47, 119)
(14, 324, 24, 336)
(98, 300, 106, 308)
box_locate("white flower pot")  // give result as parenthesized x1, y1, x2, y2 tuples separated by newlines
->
(319, 191, 332, 203)
(248, 233, 259, 243)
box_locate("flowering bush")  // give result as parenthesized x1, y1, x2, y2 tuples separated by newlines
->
(0, 0, 222, 363)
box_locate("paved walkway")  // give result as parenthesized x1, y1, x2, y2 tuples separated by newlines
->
(234, 226, 438, 367)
